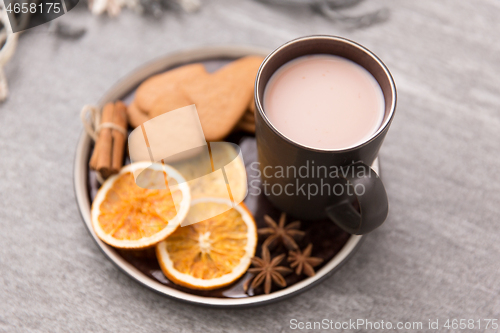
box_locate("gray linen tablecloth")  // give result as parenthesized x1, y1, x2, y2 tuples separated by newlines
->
(1, 0, 499, 332)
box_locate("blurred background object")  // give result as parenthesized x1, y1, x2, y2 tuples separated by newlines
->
(86, 0, 201, 17)
(0, 7, 24, 101)
(256, 0, 389, 29)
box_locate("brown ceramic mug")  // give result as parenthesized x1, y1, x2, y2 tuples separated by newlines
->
(254, 35, 397, 235)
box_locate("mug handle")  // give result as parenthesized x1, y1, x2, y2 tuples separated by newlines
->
(325, 162, 388, 235)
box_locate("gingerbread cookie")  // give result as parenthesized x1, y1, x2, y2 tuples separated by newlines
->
(135, 63, 208, 113)
(242, 109, 255, 123)
(180, 56, 264, 141)
(248, 98, 256, 114)
(148, 87, 193, 119)
(126, 101, 149, 128)
(235, 119, 255, 133)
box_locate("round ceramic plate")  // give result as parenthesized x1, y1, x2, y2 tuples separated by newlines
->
(74, 45, 373, 307)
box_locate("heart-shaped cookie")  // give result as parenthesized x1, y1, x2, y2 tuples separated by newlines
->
(180, 56, 264, 141)
(126, 101, 149, 128)
(148, 87, 193, 119)
(135, 63, 208, 113)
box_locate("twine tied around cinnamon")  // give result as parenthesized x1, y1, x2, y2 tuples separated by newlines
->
(81, 102, 128, 182)
(80, 104, 127, 140)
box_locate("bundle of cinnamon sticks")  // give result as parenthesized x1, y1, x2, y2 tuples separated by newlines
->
(89, 101, 128, 179)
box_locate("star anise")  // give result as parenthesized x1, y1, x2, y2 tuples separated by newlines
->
(288, 244, 324, 277)
(248, 246, 292, 294)
(258, 213, 305, 250)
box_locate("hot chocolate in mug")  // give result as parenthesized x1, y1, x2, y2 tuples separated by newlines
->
(255, 35, 397, 235)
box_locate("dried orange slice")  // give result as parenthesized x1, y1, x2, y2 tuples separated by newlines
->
(91, 162, 191, 249)
(156, 198, 257, 290)
(170, 143, 247, 203)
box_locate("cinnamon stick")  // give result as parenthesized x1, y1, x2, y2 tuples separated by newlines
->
(111, 101, 128, 173)
(89, 103, 114, 172)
